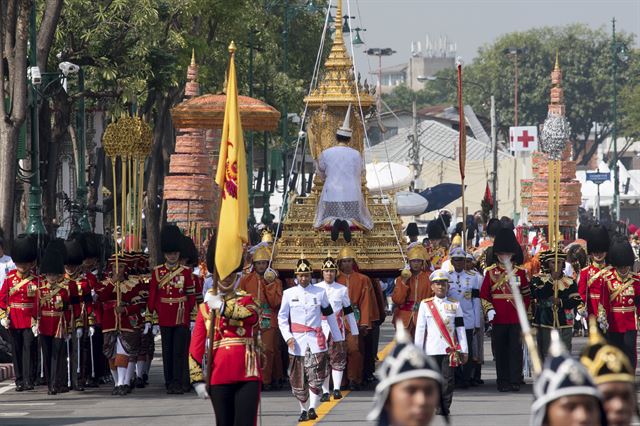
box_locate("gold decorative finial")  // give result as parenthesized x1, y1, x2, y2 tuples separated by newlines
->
(228, 41, 236, 54)
(335, 0, 343, 40)
(555, 50, 559, 70)
(191, 48, 196, 66)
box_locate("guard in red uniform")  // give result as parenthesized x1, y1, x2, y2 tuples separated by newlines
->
(37, 242, 72, 395)
(146, 225, 196, 394)
(96, 258, 145, 395)
(0, 235, 38, 391)
(577, 225, 610, 321)
(64, 238, 94, 392)
(189, 242, 261, 426)
(480, 228, 530, 392)
(599, 235, 640, 368)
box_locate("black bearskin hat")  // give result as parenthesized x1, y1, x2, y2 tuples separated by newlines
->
(79, 232, 100, 259)
(492, 228, 520, 255)
(180, 236, 199, 267)
(607, 235, 635, 267)
(161, 224, 183, 253)
(64, 238, 85, 266)
(405, 222, 419, 237)
(41, 239, 66, 274)
(427, 219, 445, 240)
(486, 218, 501, 237)
(587, 225, 610, 254)
(11, 234, 37, 264)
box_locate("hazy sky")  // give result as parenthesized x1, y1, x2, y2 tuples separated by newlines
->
(341, 0, 639, 79)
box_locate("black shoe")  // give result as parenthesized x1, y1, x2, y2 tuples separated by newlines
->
(320, 392, 330, 402)
(59, 385, 69, 393)
(143, 373, 149, 385)
(298, 411, 308, 422)
(498, 385, 510, 392)
(473, 379, 484, 385)
(341, 220, 352, 243)
(511, 384, 520, 392)
(308, 408, 318, 420)
(348, 381, 360, 391)
(111, 386, 120, 396)
(332, 389, 343, 400)
(117, 385, 128, 396)
(47, 388, 57, 395)
(85, 379, 99, 388)
(24, 383, 34, 391)
(15, 384, 24, 392)
(74, 385, 84, 391)
(456, 381, 470, 389)
(123, 384, 131, 394)
(135, 377, 145, 389)
(262, 384, 272, 392)
(331, 221, 340, 242)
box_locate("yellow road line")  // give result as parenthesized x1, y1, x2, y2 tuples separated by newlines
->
(303, 339, 396, 425)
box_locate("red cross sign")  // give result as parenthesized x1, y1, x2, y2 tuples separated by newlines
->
(509, 126, 538, 152)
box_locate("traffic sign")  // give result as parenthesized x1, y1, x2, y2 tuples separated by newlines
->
(586, 172, 610, 185)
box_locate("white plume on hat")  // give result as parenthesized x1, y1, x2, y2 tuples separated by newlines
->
(336, 104, 353, 138)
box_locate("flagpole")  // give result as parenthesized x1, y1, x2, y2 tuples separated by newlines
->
(457, 60, 467, 250)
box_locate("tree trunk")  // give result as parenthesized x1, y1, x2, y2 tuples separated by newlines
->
(145, 94, 177, 266)
(0, 124, 19, 243)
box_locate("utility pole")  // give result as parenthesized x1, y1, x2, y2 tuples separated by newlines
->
(76, 67, 90, 232)
(491, 96, 498, 217)
(612, 18, 620, 221)
(26, 1, 45, 235)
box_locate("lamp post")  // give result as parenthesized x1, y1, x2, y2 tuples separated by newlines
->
(26, 1, 46, 235)
(503, 47, 527, 127)
(610, 18, 628, 221)
(366, 47, 396, 114)
(75, 67, 90, 232)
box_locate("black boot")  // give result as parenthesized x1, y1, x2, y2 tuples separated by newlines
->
(332, 389, 343, 399)
(320, 392, 330, 402)
(308, 408, 318, 420)
(331, 221, 340, 241)
(298, 411, 308, 422)
(341, 220, 352, 243)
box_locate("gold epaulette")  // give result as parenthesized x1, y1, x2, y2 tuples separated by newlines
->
(515, 265, 526, 271)
(485, 264, 498, 272)
(422, 297, 434, 302)
(448, 297, 458, 303)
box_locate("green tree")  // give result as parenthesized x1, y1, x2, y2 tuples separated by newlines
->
(462, 24, 636, 165)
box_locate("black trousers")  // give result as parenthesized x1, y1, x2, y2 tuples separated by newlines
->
(491, 323, 522, 387)
(10, 328, 35, 386)
(457, 329, 475, 385)
(363, 324, 379, 380)
(209, 380, 260, 426)
(40, 335, 64, 391)
(607, 330, 637, 369)
(90, 326, 106, 379)
(431, 355, 454, 413)
(160, 326, 188, 388)
(71, 332, 91, 388)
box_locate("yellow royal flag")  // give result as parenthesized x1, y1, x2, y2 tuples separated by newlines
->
(215, 42, 249, 280)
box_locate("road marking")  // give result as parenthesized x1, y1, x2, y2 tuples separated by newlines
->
(304, 339, 396, 425)
(0, 402, 56, 406)
(0, 412, 29, 416)
(0, 385, 16, 394)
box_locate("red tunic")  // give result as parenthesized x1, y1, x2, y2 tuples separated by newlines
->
(480, 263, 530, 325)
(0, 270, 38, 329)
(67, 272, 96, 328)
(147, 264, 195, 327)
(600, 269, 640, 333)
(95, 277, 145, 333)
(577, 262, 609, 316)
(38, 280, 71, 337)
(189, 292, 261, 386)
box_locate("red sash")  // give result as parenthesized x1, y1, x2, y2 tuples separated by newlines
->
(291, 323, 327, 350)
(425, 299, 461, 367)
(322, 310, 344, 336)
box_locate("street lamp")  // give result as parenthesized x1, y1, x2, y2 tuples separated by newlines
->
(503, 47, 528, 127)
(611, 17, 628, 221)
(366, 47, 396, 113)
(352, 28, 366, 46)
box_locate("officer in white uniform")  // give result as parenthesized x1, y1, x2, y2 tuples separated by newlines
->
(315, 254, 358, 401)
(444, 247, 482, 388)
(278, 255, 343, 422)
(465, 251, 485, 385)
(414, 269, 468, 416)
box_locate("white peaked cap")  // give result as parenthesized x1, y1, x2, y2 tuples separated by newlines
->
(336, 104, 353, 138)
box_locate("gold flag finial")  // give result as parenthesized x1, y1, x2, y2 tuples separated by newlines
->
(229, 41, 237, 54)
(191, 48, 196, 66)
(554, 49, 559, 70)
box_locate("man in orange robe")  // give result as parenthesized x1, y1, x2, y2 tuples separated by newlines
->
(392, 245, 433, 338)
(238, 246, 283, 390)
(335, 247, 376, 390)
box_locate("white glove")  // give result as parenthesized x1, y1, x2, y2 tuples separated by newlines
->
(76, 328, 83, 339)
(65, 334, 72, 342)
(575, 312, 582, 322)
(205, 292, 224, 311)
(89, 326, 95, 337)
(152, 325, 160, 336)
(31, 324, 39, 337)
(194, 382, 209, 399)
(487, 309, 496, 323)
(190, 321, 195, 332)
(143, 322, 151, 335)
(0, 318, 9, 329)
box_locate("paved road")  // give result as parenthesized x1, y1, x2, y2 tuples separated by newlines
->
(0, 324, 635, 426)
